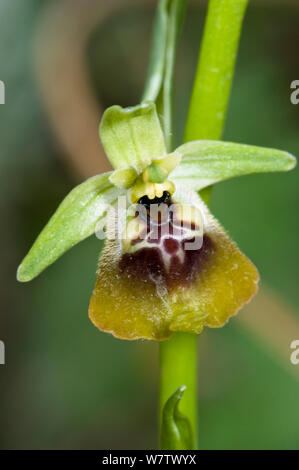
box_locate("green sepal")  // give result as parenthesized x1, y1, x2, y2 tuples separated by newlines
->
(17, 173, 124, 282)
(171, 140, 296, 191)
(99, 102, 167, 172)
(161, 386, 194, 450)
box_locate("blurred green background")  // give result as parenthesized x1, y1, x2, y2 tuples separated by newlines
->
(0, 0, 298, 449)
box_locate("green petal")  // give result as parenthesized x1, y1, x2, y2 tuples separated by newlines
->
(99, 102, 167, 172)
(171, 140, 297, 191)
(109, 168, 138, 189)
(17, 173, 124, 282)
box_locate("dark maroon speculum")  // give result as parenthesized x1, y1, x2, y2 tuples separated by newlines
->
(119, 194, 214, 289)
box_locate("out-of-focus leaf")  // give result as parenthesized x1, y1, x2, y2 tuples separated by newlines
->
(142, 0, 186, 105)
(99, 102, 166, 172)
(142, 0, 186, 151)
(17, 173, 124, 282)
(141, 0, 168, 102)
(161, 386, 194, 450)
(161, 0, 186, 151)
(171, 140, 296, 191)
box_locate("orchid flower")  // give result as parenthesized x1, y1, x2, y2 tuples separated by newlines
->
(17, 101, 296, 341)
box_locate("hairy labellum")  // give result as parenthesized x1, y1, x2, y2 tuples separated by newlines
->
(89, 188, 259, 341)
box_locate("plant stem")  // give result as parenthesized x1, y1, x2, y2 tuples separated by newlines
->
(185, 0, 249, 142)
(159, 333, 198, 449)
(159, 0, 249, 450)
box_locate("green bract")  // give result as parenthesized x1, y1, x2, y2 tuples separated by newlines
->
(17, 101, 296, 283)
(161, 386, 194, 450)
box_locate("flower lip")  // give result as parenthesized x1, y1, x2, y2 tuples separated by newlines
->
(89, 188, 260, 340)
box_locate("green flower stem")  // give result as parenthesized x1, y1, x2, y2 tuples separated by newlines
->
(159, 0, 249, 450)
(159, 333, 197, 449)
(185, 0, 249, 142)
